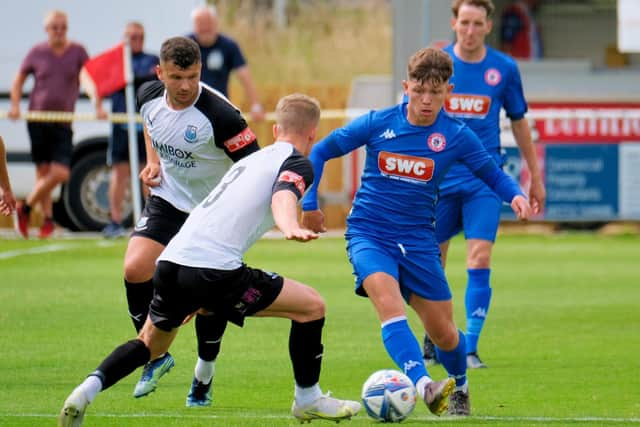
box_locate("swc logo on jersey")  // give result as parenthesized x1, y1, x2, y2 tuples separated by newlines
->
(378, 151, 434, 183)
(224, 128, 256, 152)
(445, 94, 491, 119)
(278, 170, 306, 195)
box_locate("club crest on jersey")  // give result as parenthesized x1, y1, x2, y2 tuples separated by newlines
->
(484, 68, 501, 86)
(378, 151, 434, 183)
(184, 125, 198, 143)
(427, 133, 446, 152)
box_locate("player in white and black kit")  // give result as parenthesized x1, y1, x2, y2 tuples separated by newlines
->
(59, 94, 361, 426)
(119, 37, 259, 404)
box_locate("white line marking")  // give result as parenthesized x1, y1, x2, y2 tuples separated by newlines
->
(0, 241, 117, 260)
(2, 413, 639, 423)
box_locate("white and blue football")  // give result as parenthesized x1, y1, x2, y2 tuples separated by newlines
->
(361, 369, 417, 422)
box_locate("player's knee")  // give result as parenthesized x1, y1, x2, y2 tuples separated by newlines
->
(430, 324, 459, 351)
(123, 257, 154, 283)
(467, 252, 491, 269)
(300, 288, 326, 321)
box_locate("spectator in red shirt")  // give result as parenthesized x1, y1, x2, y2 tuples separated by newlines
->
(9, 10, 106, 238)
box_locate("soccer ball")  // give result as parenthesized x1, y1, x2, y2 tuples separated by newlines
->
(361, 369, 417, 422)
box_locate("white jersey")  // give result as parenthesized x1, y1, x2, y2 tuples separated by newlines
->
(159, 142, 314, 270)
(138, 81, 259, 212)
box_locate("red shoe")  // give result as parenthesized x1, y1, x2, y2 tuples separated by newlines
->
(39, 217, 55, 239)
(14, 202, 29, 239)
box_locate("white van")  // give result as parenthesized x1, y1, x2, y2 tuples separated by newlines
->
(1, 0, 201, 230)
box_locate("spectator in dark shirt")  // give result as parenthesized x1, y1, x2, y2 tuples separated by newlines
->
(188, 5, 264, 122)
(102, 22, 159, 238)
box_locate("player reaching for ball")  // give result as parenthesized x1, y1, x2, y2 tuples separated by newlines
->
(58, 93, 361, 427)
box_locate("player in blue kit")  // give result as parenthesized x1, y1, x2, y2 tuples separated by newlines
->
(301, 47, 531, 416)
(422, 0, 546, 370)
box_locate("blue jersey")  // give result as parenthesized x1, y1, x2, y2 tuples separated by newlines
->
(302, 104, 521, 242)
(440, 44, 527, 191)
(111, 52, 159, 113)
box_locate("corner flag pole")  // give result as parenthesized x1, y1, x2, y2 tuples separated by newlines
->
(123, 39, 142, 223)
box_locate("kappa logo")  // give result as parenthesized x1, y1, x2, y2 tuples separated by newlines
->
(445, 94, 491, 118)
(184, 125, 198, 143)
(471, 307, 487, 318)
(378, 151, 434, 183)
(380, 128, 396, 139)
(403, 359, 421, 373)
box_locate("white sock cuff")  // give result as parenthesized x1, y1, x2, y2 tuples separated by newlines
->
(380, 315, 408, 328)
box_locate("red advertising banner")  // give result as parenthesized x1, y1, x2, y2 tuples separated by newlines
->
(529, 102, 640, 143)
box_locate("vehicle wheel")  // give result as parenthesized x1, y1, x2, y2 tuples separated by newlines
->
(62, 150, 113, 231)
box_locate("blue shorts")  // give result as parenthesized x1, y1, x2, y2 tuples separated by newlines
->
(107, 123, 146, 166)
(346, 235, 451, 302)
(435, 177, 502, 244)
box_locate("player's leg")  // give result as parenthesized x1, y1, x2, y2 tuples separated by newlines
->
(246, 271, 360, 421)
(349, 238, 453, 416)
(461, 185, 501, 368)
(423, 194, 462, 365)
(186, 313, 227, 407)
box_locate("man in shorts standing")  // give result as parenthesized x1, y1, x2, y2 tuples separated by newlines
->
(58, 93, 361, 426)
(9, 10, 107, 238)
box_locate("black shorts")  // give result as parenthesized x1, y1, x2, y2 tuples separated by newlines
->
(131, 196, 189, 245)
(27, 122, 73, 166)
(108, 124, 146, 166)
(150, 260, 284, 331)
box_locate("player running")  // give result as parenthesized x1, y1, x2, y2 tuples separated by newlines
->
(301, 47, 531, 416)
(422, 0, 545, 371)
(59, 94, 361, 426)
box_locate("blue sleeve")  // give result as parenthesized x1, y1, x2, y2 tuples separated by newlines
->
(301, 112, 372, 211)
(502, 61, 528, 120)
(474, 160, 524, 203)
(457, 126, 523, 202)
(301, 134, 349, 211)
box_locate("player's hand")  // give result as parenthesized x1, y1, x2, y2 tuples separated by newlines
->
(511, 195, 531, 221)
(0, 190, 16, 216)
(284, 227, 319, 242)
(140, 162, 162, 186)
(528, 176, 546, 215)
(301, 210, 326, 233)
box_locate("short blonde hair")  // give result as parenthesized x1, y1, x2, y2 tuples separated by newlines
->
(275, 94, 321, 135)
(44, 10, 67, 28)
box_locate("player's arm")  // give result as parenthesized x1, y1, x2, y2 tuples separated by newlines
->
(272, 154, 317, 242)
(511, 117, 545, 214)
(301, 113, 371, 232)
(136, 81, 164, 186)
(208, 95, 260, 161)
(459, 128, 531, 220)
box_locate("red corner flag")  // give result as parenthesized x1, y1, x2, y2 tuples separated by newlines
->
(80, 43, 126, 98)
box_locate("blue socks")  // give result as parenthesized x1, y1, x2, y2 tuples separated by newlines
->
(465, 268, 492, 354)
(435, 330, 467, 387)
(381, 316, 427, 385)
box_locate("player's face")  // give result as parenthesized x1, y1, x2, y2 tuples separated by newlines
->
(451, 3, 492, 55)
(402, 78, 451, 126)
(157, 61, 201, 110)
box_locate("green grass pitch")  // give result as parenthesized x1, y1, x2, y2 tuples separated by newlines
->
(0, 232, 639, 426)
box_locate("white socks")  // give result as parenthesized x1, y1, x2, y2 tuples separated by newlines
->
(295, 383, 322, 407)
(194, 358, 214, 384)
(78, 375, 103, 403)
(416, 376, 432, 400)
